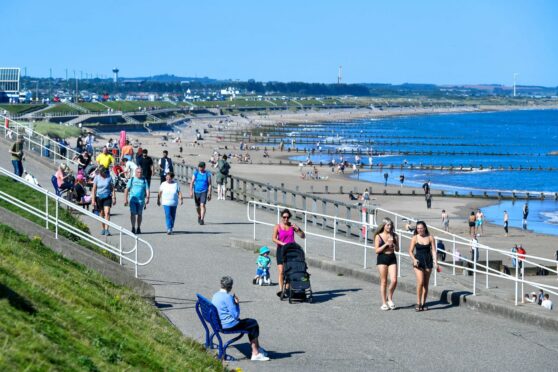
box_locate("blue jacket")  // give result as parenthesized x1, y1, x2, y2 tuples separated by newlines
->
(212, 290, 239, 329)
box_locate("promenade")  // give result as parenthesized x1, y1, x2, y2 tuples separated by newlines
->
(1, 141, 557, 371)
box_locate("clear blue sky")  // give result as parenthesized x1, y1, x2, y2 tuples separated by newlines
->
(4, 0, 557, 86)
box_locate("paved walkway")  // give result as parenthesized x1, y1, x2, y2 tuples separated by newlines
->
(1, 143, 558, 371)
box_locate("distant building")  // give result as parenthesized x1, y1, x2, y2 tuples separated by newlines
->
(0, 67, 20, 103)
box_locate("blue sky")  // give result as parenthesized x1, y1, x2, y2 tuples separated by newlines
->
(3, 0, 557, 85)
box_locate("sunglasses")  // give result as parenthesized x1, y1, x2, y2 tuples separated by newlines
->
(282, 215, 290, 219)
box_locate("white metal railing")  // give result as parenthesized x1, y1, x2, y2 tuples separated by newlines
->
(0, 166, 153, 277)
(1, 114, 80, 168)
(247, 200, 558, 306)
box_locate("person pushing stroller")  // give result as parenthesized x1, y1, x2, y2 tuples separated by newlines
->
(253, 246, 272, 286)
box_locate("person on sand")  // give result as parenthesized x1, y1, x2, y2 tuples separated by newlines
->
(374, 218, 399, 311)
(441, 209, 449, 232)
(212, 276, 270, 361)
(408, 221, 438, 311)
(476, 209, 484, 236)
(468, 211, 476, 236)
(272, 209, 305, 297)
(503, 210, 509, 237)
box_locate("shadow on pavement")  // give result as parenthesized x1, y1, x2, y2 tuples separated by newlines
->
(155, 296, 197, 311)
(310, 288, 362, 303)
(144, 279, 185, 286)
(137, 231, 227, 235)
(233, 342, 305, 360)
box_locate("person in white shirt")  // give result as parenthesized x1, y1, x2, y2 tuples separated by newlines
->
(124, 158, 137, 180)
(541, 294, 553, 310)
(157, 172, 183, 235)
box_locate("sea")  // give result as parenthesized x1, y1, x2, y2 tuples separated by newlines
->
(274, 109, 558, 236)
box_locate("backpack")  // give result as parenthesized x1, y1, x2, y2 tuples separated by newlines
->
(219, 161, 230, 176)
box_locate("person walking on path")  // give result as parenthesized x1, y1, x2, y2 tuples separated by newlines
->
(158, 172, 183, 235)
(91, 167, 116, 236)
(190, 161, 212, 225)
(216, 155, 231, 200)
(408, 221, 438, 311)
(212, 276, 270, 361)
(272, 208, 305, 297)
(476, 209, 484, 236)
(468, 211, 476, 237)
(441, 210, 449, 232)
(124, 167, 150, 234)
(374, 218, 399, 310)
(522, 203, 529, 230)
(503, 210, 509, 237)
(9, 136, 24, 177)
(121, 140, 134, 161)
(158, 150, 174, 184)
(95, 146, 115, 170)
(137, 149, 154, 188)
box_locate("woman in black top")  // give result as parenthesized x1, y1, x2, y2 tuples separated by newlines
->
(408, 221, 438, 311)
(374, 218, 399, 310)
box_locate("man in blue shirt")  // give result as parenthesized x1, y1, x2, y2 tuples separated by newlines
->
(124, 167, 150, 234)
(212, 276, 269, 361)
(189, 161, 212, 225)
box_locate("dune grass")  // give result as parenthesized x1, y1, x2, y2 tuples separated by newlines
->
(33, 122, 82, 139)
(0, 224, 225, 371)
(0, 104, 47, 115)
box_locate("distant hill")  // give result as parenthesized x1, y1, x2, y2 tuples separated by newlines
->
(127, 74, 222, 84)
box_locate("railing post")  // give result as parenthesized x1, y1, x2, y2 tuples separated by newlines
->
(397, 232, 402, 278)
(243, 180, 247, 203)
(55, 198, 59, 239)
(303, 213, 307, 254)
(333, 217, 337, 261)
(253, 203, 256, 240)
(485, 248, 489, 289)
(515, 259, 519, 306)
(452, 237, 456, 276)
(135, 237, 138, 278)
(119, 230, 123, 265)
(345, 205, 351, 237)
(312, 198, 317, 226)
(363, 225, 368, 269)
(521, 265, 525, 303)
(45, 194, 49, 229)
(473, 251, 477, 296)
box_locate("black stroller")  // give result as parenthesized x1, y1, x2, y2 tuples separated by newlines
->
(280, 243, 313, 303)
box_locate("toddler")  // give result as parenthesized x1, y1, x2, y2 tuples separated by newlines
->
(253, 246, 271, 285)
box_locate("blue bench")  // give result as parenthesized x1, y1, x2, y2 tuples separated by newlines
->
(195, 293, 249, 361)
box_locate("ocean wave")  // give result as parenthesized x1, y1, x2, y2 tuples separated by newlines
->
(541, 211, 558, 225)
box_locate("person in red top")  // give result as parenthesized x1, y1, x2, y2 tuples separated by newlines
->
(517, 245, 526, 273)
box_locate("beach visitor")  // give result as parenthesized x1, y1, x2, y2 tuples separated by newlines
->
(374, 218, 399, 310)
(471, 235, 479, 262)
(272, 208, 305, 297)
(476, 209, 484, 236)
(211, 276, 270, 361)
(55, 163, 74, 192)
(137, 149, 154, 188)
(124, 156, 138, 180)
(422, 180, 431, 195)
(124, 168, 150, 234)
(189, 161, 211, 225)
(363, 188, 370, 206)
(75, 135, 84, 153)
(468, 211, 476, 236)
(91, 167, 116, 236)
(541, 294, 554, 310)
(76, 150, 91, 172)
(441, 209, 449, 232)
(121, 140, 134, 161)
(511, 244, 518, 268)
(522, 203, 529, 230)
(216, 154, 230, 200)
(399, 174, 405, 188)
(85, 132, 95, 154)
(9, 136, 24, 177)
(158, 150, 174, 184)
(517, 245, 526, 275)
(157, 172, 183, 235)
(437, 239, 446, 262)
(408, 221, 438, 311)
(96, 146, 115, 170)
(503, 210, 509, 237)
(253, 246, 272, 286)
(425, 192, 432, 209)
(383, 172, 389, 186)
(73, 174, 91, 210)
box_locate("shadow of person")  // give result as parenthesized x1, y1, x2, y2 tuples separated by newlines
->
(0, 283, 36, 315)
(232, 342, 305, 360)
(310, 288, 362, 304)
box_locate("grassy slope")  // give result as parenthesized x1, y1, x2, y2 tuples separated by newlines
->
(33, 122, 82, 139)
(0, 224, 224, 371)
(0, 104, 47, 115)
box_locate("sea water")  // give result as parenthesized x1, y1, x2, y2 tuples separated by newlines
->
(280, 109, 558, 235)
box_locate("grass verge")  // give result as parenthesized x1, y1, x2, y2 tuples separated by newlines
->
(33, 122, 82, 139)
(0, 224, 225, 371)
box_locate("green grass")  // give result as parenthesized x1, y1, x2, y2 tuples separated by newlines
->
(78, 102, 108, 113)
(0, 224, 225, 371)
(103, 101, 176, 112)
(41, 104, 80, 115)
(33, 122, 82, 139)
(0, 104, 47, 115)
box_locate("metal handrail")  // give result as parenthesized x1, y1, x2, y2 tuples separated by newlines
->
(0, 166, 154, 277)
(1, 114, 80, 167)
(247, 200, 558, 306)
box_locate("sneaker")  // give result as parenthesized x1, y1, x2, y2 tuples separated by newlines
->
(251, 353, 270, 361)
(253, 277, 258, 285)
(136, 227, 141, 234)
(258, 347, 268, 357)
(200, 219, 204, 225)
(131, 227, 136, 234)
(380, 304, 390, 311)
(167, 229, 171, 235)
(197, 217, 201, 224)
(100, 229, 106, 236)
(387, 300, 396, 310)
(105, 230, 112, 236)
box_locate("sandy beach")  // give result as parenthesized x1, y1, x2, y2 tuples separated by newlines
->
(94, 105, 558, 261)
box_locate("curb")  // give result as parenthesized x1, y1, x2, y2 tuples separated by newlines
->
(230, 237, 558, 331)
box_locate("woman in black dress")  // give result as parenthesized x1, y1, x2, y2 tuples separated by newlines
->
(408, 221, 438, 311)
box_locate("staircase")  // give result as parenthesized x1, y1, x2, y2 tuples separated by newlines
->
(122, 114, 140, 124)
(67, 114, 94, 126)
(65, 101, 90, 114)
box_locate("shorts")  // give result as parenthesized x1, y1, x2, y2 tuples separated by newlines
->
(377, 253, 397, 266)
(194, 191, 208, 206)
(276, 245, 285, 265)
(476, 219, 483, 226)
(95, 196, 112, 209)
(256, 267, 269, 277)
(468, 221, 475, 227)
(415, 253, 433, 270)
(129, 199, 144, 215)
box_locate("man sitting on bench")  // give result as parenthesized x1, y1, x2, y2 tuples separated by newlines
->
(211, 276, 270, 362)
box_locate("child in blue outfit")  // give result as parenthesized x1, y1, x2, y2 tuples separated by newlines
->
(253, 246, 271, 286)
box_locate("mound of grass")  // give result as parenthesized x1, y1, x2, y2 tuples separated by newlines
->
(33, 122, 81, 139)
(78, 103, 108, 113)
(41, 104, 81, 115)
(0, 104, 47, 115)
(0, 224, 225, 370)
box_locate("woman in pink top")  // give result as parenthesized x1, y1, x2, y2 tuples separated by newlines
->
(272, 208, 305, 296)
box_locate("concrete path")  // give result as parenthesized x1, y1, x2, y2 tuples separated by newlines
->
(1, 143, 558, 371)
